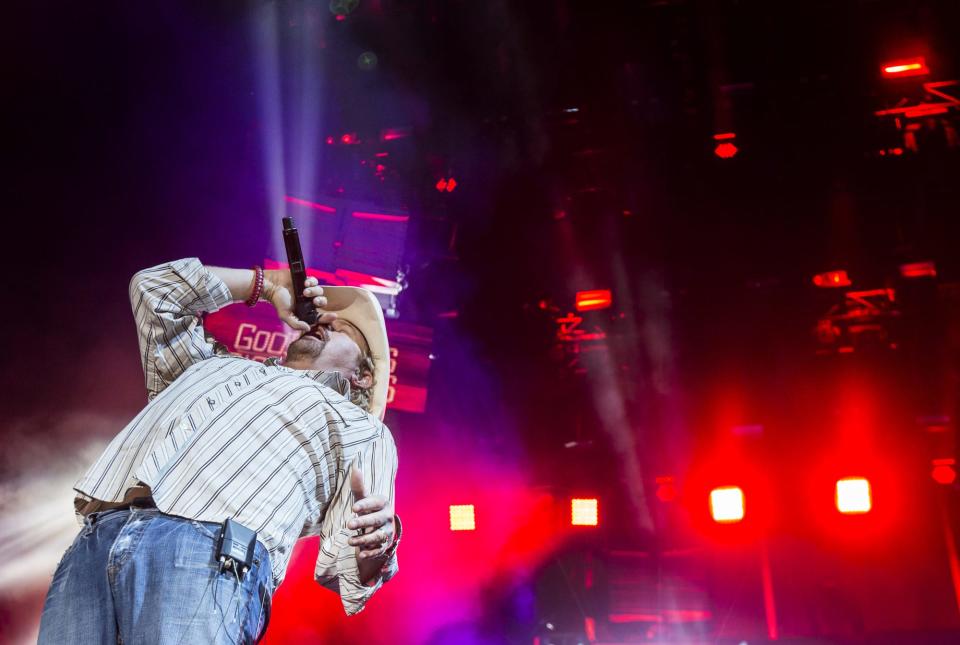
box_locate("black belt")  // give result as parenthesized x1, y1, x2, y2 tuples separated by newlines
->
(129, 496, 157, 509)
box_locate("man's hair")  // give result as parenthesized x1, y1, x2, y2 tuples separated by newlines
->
(350, 353, 377, 411)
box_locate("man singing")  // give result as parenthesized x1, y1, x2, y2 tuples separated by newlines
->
(38, 258, 400, 644)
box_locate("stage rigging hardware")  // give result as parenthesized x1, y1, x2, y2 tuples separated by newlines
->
(874, 56, 960, 153)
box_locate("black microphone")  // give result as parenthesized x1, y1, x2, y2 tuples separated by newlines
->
(282, 217, 319, 327)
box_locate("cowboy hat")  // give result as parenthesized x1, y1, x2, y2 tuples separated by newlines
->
(319, 286, 390, 420)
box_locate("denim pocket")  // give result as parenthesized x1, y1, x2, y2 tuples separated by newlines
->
(172, 520, 219, 570)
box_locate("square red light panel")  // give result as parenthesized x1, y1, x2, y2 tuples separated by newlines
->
(881, 57, 929, 78)
(836, 477, 872, 514)
(449, 504, 476, 531)
(575, 290, 612, 312)
(571, 498, 599, 526)
(710, 486, 745, 523)
(813, 270, 852, 288)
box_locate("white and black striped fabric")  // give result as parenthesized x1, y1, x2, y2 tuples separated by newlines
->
(73, 258, 399, 616)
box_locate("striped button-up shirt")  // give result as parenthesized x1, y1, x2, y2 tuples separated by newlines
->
(73, 258, 399, 615)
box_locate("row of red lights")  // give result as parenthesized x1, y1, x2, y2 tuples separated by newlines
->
(448, 498, 599, 531)
(710, 56, 929, 161)
(710, 477, 873, 524)
(813, 262, 937, 288)
(449, 459, 956, 531)
(325, 127, 413, 146)
(576, 261, 937, 314)
(448, 478, 878, 531)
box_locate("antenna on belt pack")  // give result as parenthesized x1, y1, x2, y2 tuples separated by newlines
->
(216, 518, 257, 580)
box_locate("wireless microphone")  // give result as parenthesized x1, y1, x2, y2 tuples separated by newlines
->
(282, 216, 319, 327)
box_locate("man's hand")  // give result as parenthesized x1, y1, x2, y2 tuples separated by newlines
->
(263, 272, 333, 332)
(346, 467, 396, 583)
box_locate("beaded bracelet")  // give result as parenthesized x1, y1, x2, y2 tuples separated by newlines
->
(245, 265, 264, 307)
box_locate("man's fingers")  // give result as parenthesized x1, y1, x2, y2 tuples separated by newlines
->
(347, 509, 390, 530)
(353, 494, 386, 514)
(302, 285, 328, 308)
(317, 312, 338, 324)
(348, 527, 391, 548)
(356, 544, 387, 559)
(282, 314, 309, 332)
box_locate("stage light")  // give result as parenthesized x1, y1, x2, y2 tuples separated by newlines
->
(933, 459, 957, 485)
(352, 211, 410, 223)
(340, 133, 358, 145)
(435, 177, 457, 192)
(571, 498, 599, 526)
(584, 617, 597, 641)
(284, 195, 336, 213)
(380, 127, 411, 141)
(575, 289, 612, 312)
(900, 261, 937, 279)
(881, 57, 929, 79)
(714, 142, 738, 159)
(812, 270, 852, 288)
(449, 504, 476, 531)
(710, 486, 744, 523)
(835, 477, 872, 514)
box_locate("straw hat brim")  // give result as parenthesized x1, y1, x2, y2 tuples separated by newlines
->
(318, 286, 390, 420)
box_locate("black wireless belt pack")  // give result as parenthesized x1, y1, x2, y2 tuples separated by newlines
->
(216, 518, 257, 579)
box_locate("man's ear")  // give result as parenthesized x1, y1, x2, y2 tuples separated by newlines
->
(351, 370, 373, 390)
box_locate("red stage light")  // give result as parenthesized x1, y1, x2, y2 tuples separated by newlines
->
(351, 211, 410, 223)
(575, 289, 612, 312)
(900, 261, 937, 279)
(933, 459, 957, 485)
(714, 142, 738, 159)
(836, 477, 872, 514)
(933, 465, 957, 485)
(449, 504, 476, 531)
(812, 270, 852, 288)
(571, 498, 599, 526)
(584, 617, 597, 642)
(340, 133, 358, 144)
(710, 486, 744, 523)
(713, 132, 737, 141)
(380, 127, 411, 141)
(284, 195, 337, 213)
(435, 177, 457, 192)
(881, 57, 929, 79)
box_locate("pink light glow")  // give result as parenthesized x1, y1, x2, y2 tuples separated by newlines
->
(351, 211, 410, 223)
(608, 609, 712, 624)
(380, 127, 411, 141)
(283, 196, 336, 213)
(760, 539, 780, 640)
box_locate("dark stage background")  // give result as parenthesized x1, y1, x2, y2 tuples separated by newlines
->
(4, 2, 960, 643)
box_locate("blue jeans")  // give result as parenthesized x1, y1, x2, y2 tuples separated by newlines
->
(38, 506, 273, 644)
